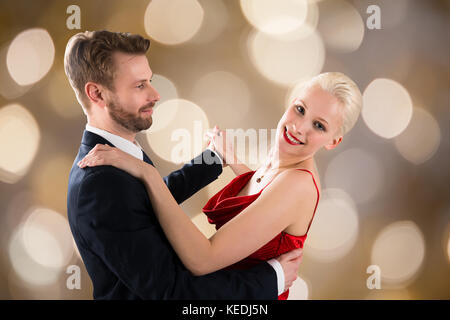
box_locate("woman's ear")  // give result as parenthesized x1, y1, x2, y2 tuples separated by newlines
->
(324, 136, 343, 150)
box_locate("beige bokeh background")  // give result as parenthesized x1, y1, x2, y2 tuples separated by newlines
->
(0, 0, 449, 299)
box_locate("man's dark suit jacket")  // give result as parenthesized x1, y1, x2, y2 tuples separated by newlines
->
(67, 130, 277, 299)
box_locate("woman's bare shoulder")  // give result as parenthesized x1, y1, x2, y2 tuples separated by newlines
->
(266, 168, 319, 200)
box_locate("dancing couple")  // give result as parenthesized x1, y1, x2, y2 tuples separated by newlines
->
(66, 31, 362, 299)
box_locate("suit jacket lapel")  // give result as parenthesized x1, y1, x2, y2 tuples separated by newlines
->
(142, 150, 154, 166)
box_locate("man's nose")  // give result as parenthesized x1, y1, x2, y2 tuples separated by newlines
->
(148, 83, 161, 102)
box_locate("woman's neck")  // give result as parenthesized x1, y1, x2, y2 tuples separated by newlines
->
(267, 149, 313, 172)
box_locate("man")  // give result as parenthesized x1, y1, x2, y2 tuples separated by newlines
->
(65, 30, 302, 299)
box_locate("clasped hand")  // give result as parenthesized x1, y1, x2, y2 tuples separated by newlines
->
(204, 125, 237, 167)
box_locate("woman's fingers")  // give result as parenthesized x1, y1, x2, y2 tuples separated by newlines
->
(78, 147, 113, 168)
(88, 143, 111, 154)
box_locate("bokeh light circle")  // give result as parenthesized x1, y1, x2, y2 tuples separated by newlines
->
(22, 207, 74, 269)
(371, 221, 425, 287)
(8, 207, 73, 286)
(144, 0, 204, 45)
(0, 104, 40, 183)
(8, 227, 61, 286)
(248, 29, 325, 86)
(191, 213, 216, 239)
(147, 74, 179, 133)
(324, 148, 384, 204)
(7, 28, 55, 86)
(145, 99, 209, 163)
(287, 276, 309, 300)
(394, 107, 441, 164)
(240, 0, 308, 36)
(317, 0, 365, 53)
(306, 188, 359, 262)
(191, 71, 251, 127)
(362, 78, 413, 139)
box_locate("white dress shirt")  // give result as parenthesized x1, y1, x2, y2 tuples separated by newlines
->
(85, 124, 285, 296)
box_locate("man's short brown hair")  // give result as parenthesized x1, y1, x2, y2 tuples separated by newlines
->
(64, 30, 150, 112)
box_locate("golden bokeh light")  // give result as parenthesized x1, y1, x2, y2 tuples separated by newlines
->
(317, 0, 364, 53)
(447, 233, 450, 265)
(371, 221, 425, 288)
(191, 213, 216, 239)
(287, 276, 309, 300)
(21, 207, 74, 269)
(0, 45, 31, 99)
(147, 74, 179, 133)
(324, 148, 384, 204)
(240, 0, 308, 36)
(8, 224, 62, 286)
(6, 28, 55, 86)
(191, 70, 251, 127)
(7, 272, 63, 299)
(362, 78, 413, 139)
(442, 221, 450, 266)
(247, 28, 325, 86)
(306, 188, 359, 262)
(190, 0, 229, 44)
(144, 0, 204, 45)
(145, 99, 209, 163)
(394, 107, 441, 165)
(0, 104, 40, 184)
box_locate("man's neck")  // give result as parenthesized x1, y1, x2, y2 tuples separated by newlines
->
(87, 119, 136, 143)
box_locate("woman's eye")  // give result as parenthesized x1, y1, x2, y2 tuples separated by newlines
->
(296, 105, 305, 114)
(315, 122, 325, 131)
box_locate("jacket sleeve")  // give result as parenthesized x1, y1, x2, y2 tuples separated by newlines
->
(75, 167, 277, 300)
(163, 150, 223, 204)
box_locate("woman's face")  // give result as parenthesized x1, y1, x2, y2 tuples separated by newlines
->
(275, 84, 344, 161)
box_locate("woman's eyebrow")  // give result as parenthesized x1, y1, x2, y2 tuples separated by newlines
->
(300, 99, 329, 124)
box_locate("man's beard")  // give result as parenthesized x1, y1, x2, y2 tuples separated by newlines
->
(107, 98, 153, 133)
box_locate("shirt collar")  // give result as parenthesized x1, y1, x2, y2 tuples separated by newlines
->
(85, 124, 143, 160)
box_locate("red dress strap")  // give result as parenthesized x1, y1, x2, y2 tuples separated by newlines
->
(294, 169, 320, 233)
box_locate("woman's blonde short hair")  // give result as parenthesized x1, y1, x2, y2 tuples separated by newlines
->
(303, 72, 362, 136)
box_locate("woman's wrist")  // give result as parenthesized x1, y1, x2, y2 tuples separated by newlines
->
(141, 163, 157, 184)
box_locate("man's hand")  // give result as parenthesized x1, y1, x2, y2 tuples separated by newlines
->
(276, 248, 303, 292)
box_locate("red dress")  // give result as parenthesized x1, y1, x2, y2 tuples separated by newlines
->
(202, 169, 320, 300)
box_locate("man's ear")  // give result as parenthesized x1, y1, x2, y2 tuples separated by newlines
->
(324, 136, 343, 150)
(85, 82, 106, 107)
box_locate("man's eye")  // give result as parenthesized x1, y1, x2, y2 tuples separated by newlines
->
(137, 84, 144, 89)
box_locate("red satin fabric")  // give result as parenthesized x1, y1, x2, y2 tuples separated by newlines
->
(202, 169, 320, 300)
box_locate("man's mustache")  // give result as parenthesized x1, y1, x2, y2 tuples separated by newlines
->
(139, 102, 156, 112)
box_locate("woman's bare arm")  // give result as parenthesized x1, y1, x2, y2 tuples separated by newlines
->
(141, 166, 316, 275)
(77, 144, 315, 276)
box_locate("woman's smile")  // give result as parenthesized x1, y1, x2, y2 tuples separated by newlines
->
(283, 126, 304, 145)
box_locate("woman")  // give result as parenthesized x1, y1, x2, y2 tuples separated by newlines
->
(78, 72, 362, 299)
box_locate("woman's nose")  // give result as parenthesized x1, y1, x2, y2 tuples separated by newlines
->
(292, 122, 306, 135)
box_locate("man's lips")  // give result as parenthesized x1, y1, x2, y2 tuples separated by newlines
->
(140, 107, 153, 115)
